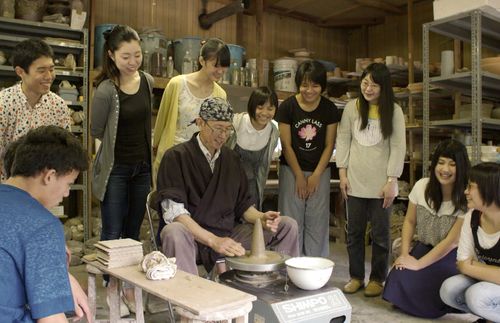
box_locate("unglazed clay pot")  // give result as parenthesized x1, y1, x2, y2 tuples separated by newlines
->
(0, 51, 6, 65)
(491, 107, 500, 119)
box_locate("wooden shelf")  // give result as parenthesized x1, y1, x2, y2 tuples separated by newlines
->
(429, 71, 500, 101)
(275, 90, 295, 101)
(153, 76, 170, 89)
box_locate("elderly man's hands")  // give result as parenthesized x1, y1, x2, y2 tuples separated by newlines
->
(211, 236, 246, 257)
(261, 211, 281, 232)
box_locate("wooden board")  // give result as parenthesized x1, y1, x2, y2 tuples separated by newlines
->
(89, 261, 256, 316)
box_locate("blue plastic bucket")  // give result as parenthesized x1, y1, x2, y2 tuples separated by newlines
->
(227, 44, 245, 68)
(94, 23, 116, 68)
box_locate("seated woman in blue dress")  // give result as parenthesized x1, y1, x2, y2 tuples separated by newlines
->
(383, 139, 470, 318)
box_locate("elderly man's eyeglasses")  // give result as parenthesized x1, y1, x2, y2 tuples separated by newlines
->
(204, 120, 234, 137)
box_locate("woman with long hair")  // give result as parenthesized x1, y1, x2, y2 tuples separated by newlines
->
(383, 139, 470, 318)
(153, 38, 230, 179)
(336, 62, 406, 297)
(91, 25, 154, 315)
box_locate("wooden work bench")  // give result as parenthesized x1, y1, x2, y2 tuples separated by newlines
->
(84, 260, 256, 323)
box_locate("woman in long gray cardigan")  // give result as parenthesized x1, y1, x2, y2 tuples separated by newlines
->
(90, 25, 154, 315)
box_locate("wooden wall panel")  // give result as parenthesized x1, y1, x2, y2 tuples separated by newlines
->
(91, 0, 347, 70)
(92, 0, 237, 41)
(91, 0, 238, 62)
(239, 12, 348, 68)
(347, 1, 436, 70)
(90, 0, 494, 74)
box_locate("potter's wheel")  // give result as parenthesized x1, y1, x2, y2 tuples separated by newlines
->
(221, 221, 352, 322)
(226, 219, 287, 276)
(226, 250, 287, 272)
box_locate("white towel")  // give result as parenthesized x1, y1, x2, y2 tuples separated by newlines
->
(140, 251, 177, 281)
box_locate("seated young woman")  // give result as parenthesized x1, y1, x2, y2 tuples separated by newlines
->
(383, 139, 470, 318)
(440, 162, 500, 323)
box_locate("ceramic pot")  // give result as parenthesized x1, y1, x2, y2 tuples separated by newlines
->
(15, 0, 46, 22)
(491, 107, 500, 119)
(441, 50, 454, 76)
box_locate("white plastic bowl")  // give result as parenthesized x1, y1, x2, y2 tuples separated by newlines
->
(285, 257, 334, 290)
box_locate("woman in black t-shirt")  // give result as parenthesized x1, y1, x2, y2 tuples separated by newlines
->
(276, 60, 340, 257)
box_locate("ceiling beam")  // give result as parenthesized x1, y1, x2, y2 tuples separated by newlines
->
(354, 0, 404, 14)
(319, 17, 385, 27)
(321, 4, 362, 22)
(264, 0, 282, 9)
(265, 5, 320, 25)
(284, 0, 315, 14)
(265, 4, 386, 28)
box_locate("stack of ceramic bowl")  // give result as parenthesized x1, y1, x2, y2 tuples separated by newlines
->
(481, 56, 500, 75)
(480, 146, 500, 163)
(466, 145, 500, 163)
(454, 103, 493, 119)
(289, 48, 313, 64)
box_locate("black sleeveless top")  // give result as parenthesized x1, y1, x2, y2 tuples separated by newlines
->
(471, 210, 500, 267)
(114, 73, 150, 164)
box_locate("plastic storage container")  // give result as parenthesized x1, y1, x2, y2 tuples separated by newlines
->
(248, 58, 269, 86)
(227, 44, 245, 68)
(273, 58, 298, 92)
(140, 29, 171, 70)
(94, 24, 116, 68)
(59, 88, 79, 103)
(173, 37, 201, 74)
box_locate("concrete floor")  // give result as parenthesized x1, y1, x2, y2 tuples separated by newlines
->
(70, 241, 478, 323)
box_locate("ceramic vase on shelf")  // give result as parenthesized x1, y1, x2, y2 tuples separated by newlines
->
(15, 0, 46, 22)
(441, 50, 454, 76)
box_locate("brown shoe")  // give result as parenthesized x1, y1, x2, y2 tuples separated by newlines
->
(343, 279, 364, 294)
(364, 280, 383, 297)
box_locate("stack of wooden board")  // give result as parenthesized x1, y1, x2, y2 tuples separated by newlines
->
(95, 238, 143, 268)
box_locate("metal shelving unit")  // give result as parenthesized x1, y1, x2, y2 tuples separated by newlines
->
(0, 17, 90, 240)
(422, 9, 500, 175)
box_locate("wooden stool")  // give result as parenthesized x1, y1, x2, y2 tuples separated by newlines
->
(85, 263, 140, 323)
(83, 260, 255, 323)
(175, 302, 252, 323)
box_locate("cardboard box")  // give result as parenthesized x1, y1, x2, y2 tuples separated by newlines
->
(433, 0, 500, 20)
(50, 205, 64, 217)
(58, 88, 79, 103)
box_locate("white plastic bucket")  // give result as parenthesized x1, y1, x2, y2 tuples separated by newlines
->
(273, 58, 297, 92)
(248, 58, 269, 86)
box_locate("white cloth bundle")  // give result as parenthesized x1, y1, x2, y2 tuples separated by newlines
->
(140, 251, 177, 281)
